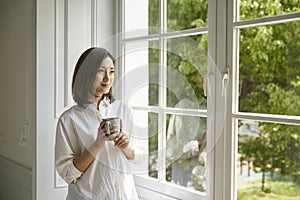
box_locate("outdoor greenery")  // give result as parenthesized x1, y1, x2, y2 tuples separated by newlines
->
(147, 0, 300, 198)
(237, 180, 300, 200)
(238, 0, 300, 194)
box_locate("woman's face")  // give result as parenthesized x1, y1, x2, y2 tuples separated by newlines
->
(94, 56, 115, 97)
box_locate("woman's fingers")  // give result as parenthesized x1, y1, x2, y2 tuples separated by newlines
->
(106, 133, 116, 140)
(114, 132, 129, 147)
(99, 120, 106, 128)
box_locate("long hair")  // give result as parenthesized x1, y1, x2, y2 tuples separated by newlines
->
(72, 47, 115, 107)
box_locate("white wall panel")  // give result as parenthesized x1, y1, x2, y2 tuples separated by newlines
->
(55, 0, 93, 118)
(37, 0, 95, 198)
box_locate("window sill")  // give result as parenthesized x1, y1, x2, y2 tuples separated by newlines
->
(134, 175, 206, 200)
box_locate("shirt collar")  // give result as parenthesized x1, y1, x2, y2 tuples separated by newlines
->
(84, 96, 111, 110)
(99, 96, 111, 107)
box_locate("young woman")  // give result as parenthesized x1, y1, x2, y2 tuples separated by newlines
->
(55, 47, 143, 200)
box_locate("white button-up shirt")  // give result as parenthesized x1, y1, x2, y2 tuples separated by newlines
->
(55, 98, 144, 200)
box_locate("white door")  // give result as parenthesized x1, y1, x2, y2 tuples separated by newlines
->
(35, 0, 114, 199)
(36, 0, 69, 198)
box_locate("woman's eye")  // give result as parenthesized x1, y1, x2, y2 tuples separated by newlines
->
(110, 70, 115, 74)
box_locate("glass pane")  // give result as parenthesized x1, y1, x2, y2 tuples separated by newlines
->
(238, 21, 300, 115)
(167, 0, 208, 31)
(124, 40, 159, 107)
(149, 40, 159, 106)
(125, 0, 159, 38)
(149, 0, 160, 34)
(166, 35, 208, 108)
(131, 109, 150, 177)
(166, 114, 207, 192)
(148, 112, 158, 178)
(237, 120, 300, 199)
(239, 0, 300, 21)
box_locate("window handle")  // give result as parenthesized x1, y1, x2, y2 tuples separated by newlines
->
(222, 67, 230, 97)
(203, 74, 209, 97)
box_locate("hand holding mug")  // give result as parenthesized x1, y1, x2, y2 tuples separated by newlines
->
(102, 118, 122, 141)
(114, 132, 130, 150)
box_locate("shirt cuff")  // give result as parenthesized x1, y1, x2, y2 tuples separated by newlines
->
(68, 161, 83, 183)
(130, 146, 146, 164)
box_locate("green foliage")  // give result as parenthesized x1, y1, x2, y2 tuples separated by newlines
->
(167, 0, 208, 31)
(239, 83, 300, 190)
(148, 0, 209, 107)
(147, 0, 300, 194)
(239, 20, 300, 114)
(238, 1, 300, 191)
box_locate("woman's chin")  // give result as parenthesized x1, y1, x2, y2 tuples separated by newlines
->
(97, 89, 110, 95)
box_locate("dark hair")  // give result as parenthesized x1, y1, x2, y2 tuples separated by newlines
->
(72, 47, 115, 107)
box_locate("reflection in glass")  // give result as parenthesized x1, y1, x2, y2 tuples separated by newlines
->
(239, 21, 300, 115)
(124, 40, 159, 107)
(237, 120, 300, 198)
(166, 35, 208, 108)
(166, 111, 207, 192)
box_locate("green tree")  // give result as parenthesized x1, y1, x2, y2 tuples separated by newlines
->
(238, 135, 255, 177)
(148, 0, 300, 194)
(238, 0, 300, 191)
(240, 83, 300, 190)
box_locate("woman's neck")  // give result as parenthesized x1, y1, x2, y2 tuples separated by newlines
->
(95, 94, 102, 110)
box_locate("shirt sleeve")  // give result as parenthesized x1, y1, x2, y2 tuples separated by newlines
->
(122, 104, 147, 165)
(55, 117, 83, 184)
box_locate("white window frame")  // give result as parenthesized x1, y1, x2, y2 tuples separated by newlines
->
(117, 0, 212, 199)
(116, 0, 300, 199)
(231, 1, 300, 200)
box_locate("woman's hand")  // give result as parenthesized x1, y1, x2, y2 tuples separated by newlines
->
(114, 132, 130, 150)
(114, 132, 135, 160)
(100, 120, 120, 140)
(94, 121, 109, 149)
(97, 120, 135, 160)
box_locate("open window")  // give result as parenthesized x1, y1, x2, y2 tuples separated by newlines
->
(118, 0, 300, 199)
(119, 0, 208, 199)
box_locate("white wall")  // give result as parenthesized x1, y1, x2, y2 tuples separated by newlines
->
(0, 0, 35, 169)
(0, 0, 35, 199)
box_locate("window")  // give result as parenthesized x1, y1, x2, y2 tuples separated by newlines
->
(119, 0, 300, 199)
(233, 1, 300, 199)
(120, 0, 208, 199)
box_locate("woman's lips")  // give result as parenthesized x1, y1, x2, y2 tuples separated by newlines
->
(101, 83, 110, 88)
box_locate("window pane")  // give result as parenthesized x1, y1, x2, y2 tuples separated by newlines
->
(166, 35, 208, 108)
(238, 21, 300, 115)
(149, 0, 160, 34)
(131, 109, 150, 177)
(237, 120, 300, 199)
(125, 0, 159, 38)
(124, 40, 159, 107)
(239, 0, 300, 21)
(167, 0, 208, 31)
(148, 112, 158, 179)
(166, 114, 207, 192)
(149, 40, 159, 106)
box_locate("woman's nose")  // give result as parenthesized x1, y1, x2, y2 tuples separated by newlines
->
(103, 71, 110, 81)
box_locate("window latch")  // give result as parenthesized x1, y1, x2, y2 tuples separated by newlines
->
(221, 67, 230, 97)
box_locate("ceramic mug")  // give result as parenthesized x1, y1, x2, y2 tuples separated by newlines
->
(104, 117, 121, 141)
